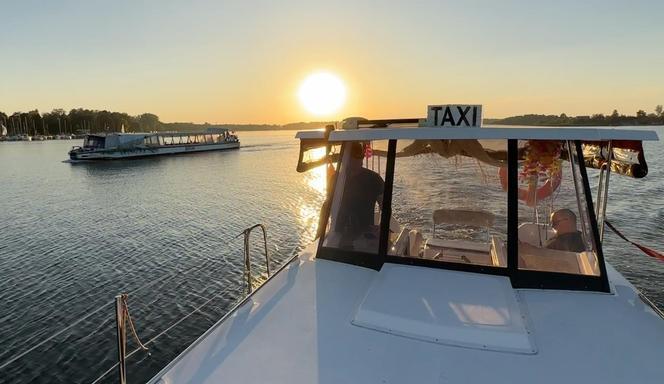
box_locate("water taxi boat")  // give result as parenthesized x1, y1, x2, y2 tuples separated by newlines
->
(148, 104, 663, 383)
(67, 128, 239, 161)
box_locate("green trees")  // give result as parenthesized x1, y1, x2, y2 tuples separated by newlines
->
(138, 113, 160, 132)
(42, 109, 68, 134)
(0, 111, 7, 131)
(490, 107, 664, 126)
(1, 108, 165, 136)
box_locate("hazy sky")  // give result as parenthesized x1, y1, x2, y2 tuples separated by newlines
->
(2, 0, 663, 124)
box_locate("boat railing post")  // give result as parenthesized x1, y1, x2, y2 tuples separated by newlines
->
(598, 141, 612, 241)
(596, 165, 606, 219)
(241, 224, 271, 293)
(259, 224, 271, 276)
(115, 294, 127, 384)
(243, 229, 253, 293)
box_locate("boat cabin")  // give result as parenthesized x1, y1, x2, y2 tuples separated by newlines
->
(81, 133, 153, 150)
(297, 105, 658, 292)
(81, 129, 237, 151)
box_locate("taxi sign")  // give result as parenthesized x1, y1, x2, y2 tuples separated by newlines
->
(426, 105, 482, 127)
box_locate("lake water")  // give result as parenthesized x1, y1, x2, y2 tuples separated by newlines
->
(0, 129, 662, 383)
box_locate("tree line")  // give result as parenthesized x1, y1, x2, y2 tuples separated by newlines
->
(0, 108, 161, 136)
(486, 106, 664, 126)
(6, 105, 660, 137)
(0, 107, 336, 136)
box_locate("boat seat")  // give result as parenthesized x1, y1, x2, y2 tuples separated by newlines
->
(425, 238, 491, 253)
(518, 243, 579, 274)
(422, 238, 492, 265)
(518, 223, 556, 247)
(408, 230, 424, 258)
(516, 240, 600, 276)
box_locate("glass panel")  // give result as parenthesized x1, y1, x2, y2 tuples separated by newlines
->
(322, 141, 387, 254)
(298, 142, 341, 173)
(516, 140, 600, 276)
(388, 139, 508, 267)
(85, 136, 105, 148)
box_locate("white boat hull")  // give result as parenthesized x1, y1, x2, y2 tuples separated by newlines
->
(147, 244, 664, 384)
(68, 142, 239, 161)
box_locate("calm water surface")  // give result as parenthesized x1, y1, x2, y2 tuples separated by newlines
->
(0, 129, 662, 383)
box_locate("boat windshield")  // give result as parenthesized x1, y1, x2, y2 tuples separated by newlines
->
(388, 139, 508, 268)
(318, 138, 608, 290)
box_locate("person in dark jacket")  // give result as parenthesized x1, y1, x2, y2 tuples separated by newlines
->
(335, 142, 384, 236)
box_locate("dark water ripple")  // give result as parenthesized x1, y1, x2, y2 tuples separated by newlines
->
(0, 129, 663, 383)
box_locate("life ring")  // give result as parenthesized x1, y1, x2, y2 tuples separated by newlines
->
(499, 166, 562, 206)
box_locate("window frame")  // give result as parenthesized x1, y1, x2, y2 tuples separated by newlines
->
(509, 140, 609, 292)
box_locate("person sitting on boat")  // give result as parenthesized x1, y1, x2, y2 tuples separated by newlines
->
(335, 142, 384, 248)
(545, 209, 586, 252)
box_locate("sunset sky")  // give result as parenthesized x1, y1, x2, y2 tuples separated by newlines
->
(2, 0, 663, 124)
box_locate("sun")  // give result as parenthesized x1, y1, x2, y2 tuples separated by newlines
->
(298, 71, 347, 116)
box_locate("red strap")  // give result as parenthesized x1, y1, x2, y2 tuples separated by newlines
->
(605, 220, 664, 262)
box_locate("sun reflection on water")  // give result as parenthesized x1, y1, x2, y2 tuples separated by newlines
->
(298, 163, 328, 238)
(306, 162, 328, 194)
(299, 203, 320, 237)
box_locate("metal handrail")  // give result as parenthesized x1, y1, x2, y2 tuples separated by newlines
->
(595, 141, 612, 241)
(242, 224, 271, 293)
(109, 225, 272, 383)
(114, 294, 149, 384)
(115, 295, 127, 384)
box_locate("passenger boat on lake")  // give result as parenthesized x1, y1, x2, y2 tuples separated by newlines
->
(67, 128, 239, 161)
(147, 104, 663, 383)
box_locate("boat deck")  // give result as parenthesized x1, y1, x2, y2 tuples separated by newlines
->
(149, 244, 664, 384)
